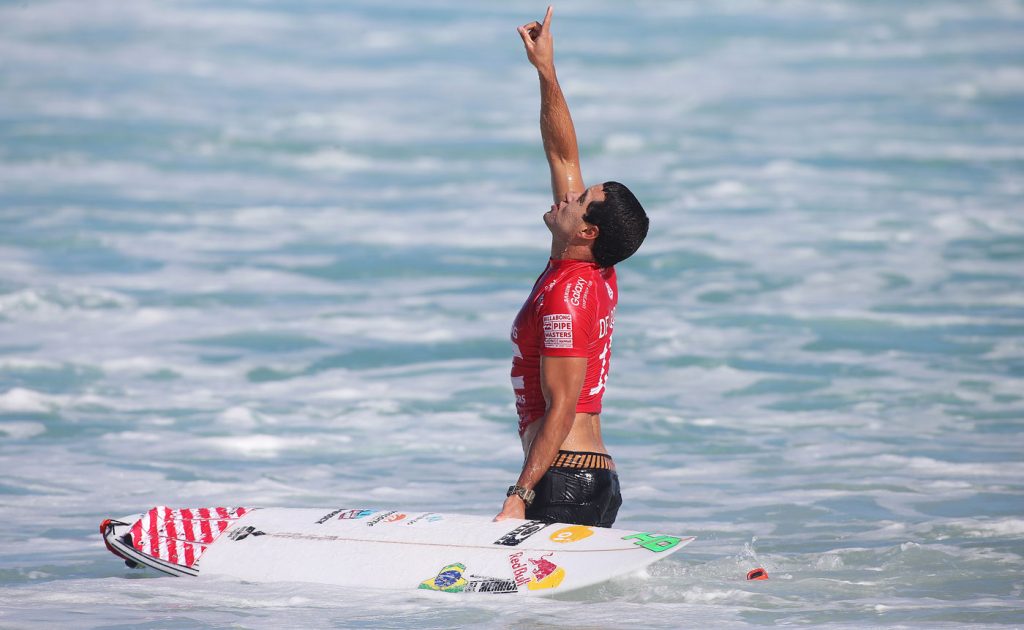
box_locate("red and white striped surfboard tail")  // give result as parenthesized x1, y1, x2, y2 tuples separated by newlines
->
(127, 506, 251, 568)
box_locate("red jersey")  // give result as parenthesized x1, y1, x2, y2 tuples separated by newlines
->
(510, 258, 617, 435)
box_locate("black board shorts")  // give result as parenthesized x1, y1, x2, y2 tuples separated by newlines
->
(525, 450, 622, 528)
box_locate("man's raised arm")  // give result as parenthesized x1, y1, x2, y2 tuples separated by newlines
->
(518, 6, 584, 203)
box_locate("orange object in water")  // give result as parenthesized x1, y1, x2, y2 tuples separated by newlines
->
(746, 567, 768, 580)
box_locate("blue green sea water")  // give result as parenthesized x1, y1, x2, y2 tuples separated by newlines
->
(1, 0, 1023, 627)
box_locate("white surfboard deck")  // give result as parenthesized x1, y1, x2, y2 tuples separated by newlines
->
(101, 506, 694, 596)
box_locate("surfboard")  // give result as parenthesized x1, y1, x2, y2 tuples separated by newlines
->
(100, 506, 694, 596)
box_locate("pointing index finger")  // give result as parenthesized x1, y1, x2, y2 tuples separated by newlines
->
(541, 5, 553, 32)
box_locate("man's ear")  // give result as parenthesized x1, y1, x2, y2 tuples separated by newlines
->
(579, 223, 599, 242)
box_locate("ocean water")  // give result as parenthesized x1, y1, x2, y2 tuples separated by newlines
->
(1, 0, 1023, 627)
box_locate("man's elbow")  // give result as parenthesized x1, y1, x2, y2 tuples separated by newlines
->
(543, 400, 578, 428)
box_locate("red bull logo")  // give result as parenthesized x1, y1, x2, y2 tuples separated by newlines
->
(507, 552, 566, 591)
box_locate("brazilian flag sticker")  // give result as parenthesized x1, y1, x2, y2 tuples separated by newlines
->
(419, 562, 469, 592)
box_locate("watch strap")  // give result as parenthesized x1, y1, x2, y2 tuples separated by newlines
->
(506, 484, 536, 507)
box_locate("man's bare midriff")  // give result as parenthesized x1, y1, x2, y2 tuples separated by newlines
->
(520, 412, 614, 469)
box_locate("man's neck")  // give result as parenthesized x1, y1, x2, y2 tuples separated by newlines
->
(550, 239, 596, 263)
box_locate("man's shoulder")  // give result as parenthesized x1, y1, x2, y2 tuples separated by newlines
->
(539, 273, 602, 316)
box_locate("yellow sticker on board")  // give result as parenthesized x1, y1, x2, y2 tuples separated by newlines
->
(528, 566, 566, 590)
(549, 525, 594, 544)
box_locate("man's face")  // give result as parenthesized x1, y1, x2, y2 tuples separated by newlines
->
(544, 183, 606, 239)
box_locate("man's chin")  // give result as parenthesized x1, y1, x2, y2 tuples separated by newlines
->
(542, 214, 558, 232)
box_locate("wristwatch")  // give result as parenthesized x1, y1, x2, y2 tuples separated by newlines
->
(506, 485, 536, 507)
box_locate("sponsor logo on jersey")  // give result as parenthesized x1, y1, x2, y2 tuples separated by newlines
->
(606, 281, 614, 300)
(549, 525, 594, 544)
(508, 551, 566, 591)
(569, 276, 588, 307)
(493, 520, 549, 546)
(542, 313, 573, 349)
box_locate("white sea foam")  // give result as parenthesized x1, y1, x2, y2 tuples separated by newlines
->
(0, 421, 47, 438)
(955, 518, 1024, 538)
(872, 454, 1024, 478)
(216, 406, 275, 429)
(0, 286, 136, 317)
(679, 586, 757, 604)
(288, 149, 376, 172)
(0, 388, 56, 413)
(0, 358, 63, 370)
(202, 434, 352, 458)
(603, 133, 646, 153)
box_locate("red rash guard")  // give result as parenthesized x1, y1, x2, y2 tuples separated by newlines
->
(510, 258, 617, 436)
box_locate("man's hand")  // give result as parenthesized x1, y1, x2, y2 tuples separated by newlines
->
(518, 5, 554, 71)
(493, 494, 526, 522)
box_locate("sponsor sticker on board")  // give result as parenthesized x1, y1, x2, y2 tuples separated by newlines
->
(315, 508, 343, 524)
(227, 525, 265, 541)
(621, 532, 683, 552)
(549, 525, 593, 544)
(419, 563, 518, 594)
(405, 512, 443, 526)
(493, 520, 549, 546)
(338, 509, 375, 520)
(366, 511, 406, 527)
(317, 508, 374, 524)
(508, 551, 566, 591)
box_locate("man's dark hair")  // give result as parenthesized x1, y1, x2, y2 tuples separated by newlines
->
(583, 181, 649, 268)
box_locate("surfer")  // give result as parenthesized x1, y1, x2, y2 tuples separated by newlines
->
(495, 6, 649, 528)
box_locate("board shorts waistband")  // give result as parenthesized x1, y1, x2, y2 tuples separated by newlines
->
(551, 450, 614, 470)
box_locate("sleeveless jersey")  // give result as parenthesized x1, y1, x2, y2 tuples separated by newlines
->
(510, 258, 617, 436)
